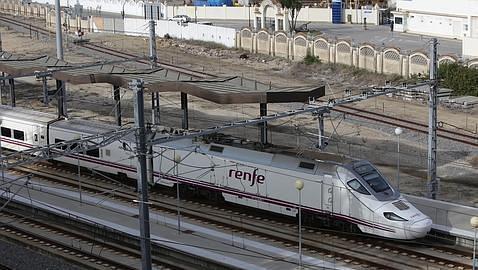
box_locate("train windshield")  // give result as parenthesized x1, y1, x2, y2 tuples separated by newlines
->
(353, 163, 392, 194)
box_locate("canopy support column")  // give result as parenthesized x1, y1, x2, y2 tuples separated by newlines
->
(56, 80, 67, 118)
(42, 76, 49, 105)
(181, 92, 188, 129)
(113, 85, 122, 126)
(151, 92, 160, 125)
(317, 113, 326, 149)
(260, 103, 268, 145)
(8, 78, 15, 107)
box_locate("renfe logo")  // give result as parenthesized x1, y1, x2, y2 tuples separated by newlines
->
(228, 168, 265, 187)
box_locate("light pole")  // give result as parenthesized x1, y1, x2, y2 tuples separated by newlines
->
(472, 217, 478, 270)
(394, 127, 403, 192)
(174, 153, 181, 233)
(248, 3, 251, 28)
(194, 6, 197, 23)
(121, 1, 126, 20)
(295, 179, 304, 269)
(0, 120, 3, 183)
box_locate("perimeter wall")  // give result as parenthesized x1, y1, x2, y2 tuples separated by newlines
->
(1, 0, 477, 78)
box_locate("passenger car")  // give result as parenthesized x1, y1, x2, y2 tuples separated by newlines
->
(169, 15, 191, 23)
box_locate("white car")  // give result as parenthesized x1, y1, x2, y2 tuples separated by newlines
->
(169, 15, 191, 23)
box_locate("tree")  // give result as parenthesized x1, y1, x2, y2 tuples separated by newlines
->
(279, 0, 302, 34)
(439, 63, 478, 96)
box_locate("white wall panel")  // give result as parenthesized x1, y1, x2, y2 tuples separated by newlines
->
(406, 12, 464, 38)
(397, 0, 478, 17)
(117, 18, 237, 47)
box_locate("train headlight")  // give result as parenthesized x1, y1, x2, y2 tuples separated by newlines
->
(384, 212, 408, 222)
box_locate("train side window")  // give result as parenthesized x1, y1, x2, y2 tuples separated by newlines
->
(347, 179, 370, 195)
(86, 149, 100, 158)
(1, 127, 11, 137)
(299, 161, 315, 170)
(209, 145, 224, 153)
(70, 143, 79, 151)
(55, 138, 67, 150)
(13, 130, 25, 141)
(105, 149, 111, 156)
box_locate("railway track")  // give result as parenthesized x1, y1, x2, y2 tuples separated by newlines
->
(8, 162, 475, 270)
(1, 13, 478, 148)
(0, 14, 213, 79)
(334, 105, 478, 147)
(0, 207, 168, 270)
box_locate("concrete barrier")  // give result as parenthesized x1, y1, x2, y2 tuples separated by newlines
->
(405, 194, 478, 247)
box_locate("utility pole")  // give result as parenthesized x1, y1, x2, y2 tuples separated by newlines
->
(55, 0, 67, 118)
(148, 19, 160, 125)
(131, 79, 152, 270)
(55, 0, 63, 60)
(427, 38, 438, 199)
(149, 20, 157, 68)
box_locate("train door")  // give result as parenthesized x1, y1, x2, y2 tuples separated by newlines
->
(33, 125, 46, 146)
(332, 185, 342, 214)
(339, 186, 350, 216)
(322, 175, 334, 213)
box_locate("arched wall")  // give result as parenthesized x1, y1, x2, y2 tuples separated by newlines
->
(293, 35, 308, 60)
(409, 52, 429, 76)
(468, 59, 478, 69)
(240, 28, 254, 52)
(382, 48, 401, 75)
(274, 32, 289, 58)
(438, 55, 457, 66)
(335, 41, 352, 66)
(358, 45, 376, 72)
(313, 38, 330, 63)
(256, 30, 271, 55)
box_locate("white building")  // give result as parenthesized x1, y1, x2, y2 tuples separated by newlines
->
(392, 0, 478, 58)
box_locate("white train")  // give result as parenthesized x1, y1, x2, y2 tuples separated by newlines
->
(0, 105, 432, 240)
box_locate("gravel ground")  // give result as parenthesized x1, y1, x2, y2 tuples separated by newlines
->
(0, 237, 87, 270)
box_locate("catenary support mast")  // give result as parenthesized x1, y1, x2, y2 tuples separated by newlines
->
(131, 79, 153, 270)
(427, 38, 438, 199)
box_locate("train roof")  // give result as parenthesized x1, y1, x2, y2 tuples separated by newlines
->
(163, 137, 346, 177)
(0, 105, 57, 124)
(51, 118, 136, 141)
(0, 106, 352, 176)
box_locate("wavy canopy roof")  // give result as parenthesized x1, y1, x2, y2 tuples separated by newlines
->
(0, 52, 325, 104)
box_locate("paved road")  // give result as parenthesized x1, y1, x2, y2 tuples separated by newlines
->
(86, 13, 462, 56)
(204, 19, 462, 56)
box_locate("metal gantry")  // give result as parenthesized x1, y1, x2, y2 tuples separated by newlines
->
(150, 84, 427, 145)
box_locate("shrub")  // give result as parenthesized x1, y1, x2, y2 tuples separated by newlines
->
(439, 63, 478, 96)
(303, 53, 321, 65)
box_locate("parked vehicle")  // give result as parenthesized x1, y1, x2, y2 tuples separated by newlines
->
(169, 15, 191, 23)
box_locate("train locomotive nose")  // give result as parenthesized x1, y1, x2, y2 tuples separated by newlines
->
(407, 217, 433, 239)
